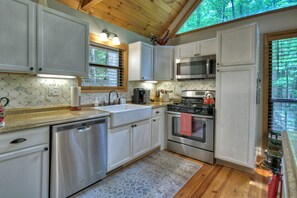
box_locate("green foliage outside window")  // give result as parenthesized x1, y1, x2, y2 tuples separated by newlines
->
(177, 0, 297, 34)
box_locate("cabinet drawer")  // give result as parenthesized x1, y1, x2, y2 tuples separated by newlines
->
(0, 126, 49, 154)
(152, 107, 165, 117)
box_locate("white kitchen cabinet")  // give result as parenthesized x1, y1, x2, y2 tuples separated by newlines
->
(215, 66, 257, 168)
(217, 23, 257, 67)
(175, 42, 199, 58)
(0, 127, 49, 198)
(175, 38, 217, 58)
(107, 125, 132, 172)
(0, 0, 36, 74)
(107, 119, 151, 172)
(129, 41, 153, 81)
(37, 5, 89, 76)
(153, 46, 174, 80)
(199, 38, 217, 56)
(132, 119, 151, 158)
(151, 107, 166, 150)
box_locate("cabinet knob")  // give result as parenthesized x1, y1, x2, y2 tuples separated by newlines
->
(10, 138, 27, 144)
(153, 119, 156, 122)
(38, 68, 42, 71)
(44, 147, 48, 151)
(29, 67, 34, 71)
(156, 111, 159, 114)
(217, 69, 219, 72)
(217, 63, 219, 65)
(142, 77, 144, 79)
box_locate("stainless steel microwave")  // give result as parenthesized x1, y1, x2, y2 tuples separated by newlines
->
(176, 55, 216, 80)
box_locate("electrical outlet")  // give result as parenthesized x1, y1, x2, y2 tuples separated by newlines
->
(48, 87, 61, 96)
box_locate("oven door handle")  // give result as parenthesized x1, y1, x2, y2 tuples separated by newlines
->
(167, 111, 214, 119)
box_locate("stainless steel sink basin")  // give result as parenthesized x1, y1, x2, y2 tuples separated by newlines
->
(93, 104, 152, 128)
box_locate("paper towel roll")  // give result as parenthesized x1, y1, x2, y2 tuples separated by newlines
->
(71, 86, 81, 107)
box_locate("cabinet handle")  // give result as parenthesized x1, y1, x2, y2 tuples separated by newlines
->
(153, 119, 156, 122)
(217, 69, 220, 72)
(29, 67, 34, 71)
(134, 124, 137, 127)
(217, 63, 219, 65)
(10, 138, 27, 144)
(44, 147, 48, 151)
(155, 111, 159, 114)
(38, 68, 42, 71)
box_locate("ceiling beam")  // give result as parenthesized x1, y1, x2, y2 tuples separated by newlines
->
(81, 0, 103, 11)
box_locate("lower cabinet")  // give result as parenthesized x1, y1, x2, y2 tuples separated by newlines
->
(107, 119, 151, 172)
(0, 127, 49, 198)
(151, 107, 166, 150)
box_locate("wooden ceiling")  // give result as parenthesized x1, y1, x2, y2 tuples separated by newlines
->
(57, 0, 189, 38)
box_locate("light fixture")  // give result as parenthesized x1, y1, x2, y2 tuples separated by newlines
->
(112, 34, 121, 45)
(99, 29, 121, 45)
(145, 81, 158, 84)
(37, 74, 76, 79)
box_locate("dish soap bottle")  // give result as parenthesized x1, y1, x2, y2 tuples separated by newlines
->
(94, 97, 99, 107)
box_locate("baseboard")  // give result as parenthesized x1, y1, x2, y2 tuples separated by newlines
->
(216, 159, 255, 174)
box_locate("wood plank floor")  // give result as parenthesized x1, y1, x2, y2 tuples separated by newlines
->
(168, 151, 272, 198)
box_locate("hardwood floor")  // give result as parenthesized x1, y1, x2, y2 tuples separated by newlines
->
(167, 151, 272, 198)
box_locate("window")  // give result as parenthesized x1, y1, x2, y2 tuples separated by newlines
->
(79, 33, 128, 92)
(263, 29, 297, 147)
(176, 0, 297, 35)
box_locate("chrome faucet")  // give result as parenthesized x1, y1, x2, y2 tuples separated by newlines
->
(108, 90, 119, 105)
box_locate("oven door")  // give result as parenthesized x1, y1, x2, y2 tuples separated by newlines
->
(167, 111, 214, 151)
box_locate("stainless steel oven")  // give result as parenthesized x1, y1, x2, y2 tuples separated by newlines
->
(166, 90, 215, 164)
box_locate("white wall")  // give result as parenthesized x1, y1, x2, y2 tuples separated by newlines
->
(46, 0, 150, 44)
(168, 8, 297, 149)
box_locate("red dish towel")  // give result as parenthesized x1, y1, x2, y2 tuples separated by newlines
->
(180, 113, 192, 136)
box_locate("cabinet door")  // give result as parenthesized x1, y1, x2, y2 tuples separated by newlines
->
(199, 38, 217, 56)
(0, 0, 36, 73)
(176, 42, 198, 58)
(217, 24, 257, 67)
(153, 46, 174, 80)
(0, 144, 49, 198)
(151, 117, 160, 149)
(107, 125, 132, 172)
(141, 43, 154, 80)
(215, 66, 256, 168)
(37, 5, 89, 76)
(132, 120, 151, 158)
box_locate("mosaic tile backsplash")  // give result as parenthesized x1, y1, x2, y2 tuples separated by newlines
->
(0, 73, 214, 109)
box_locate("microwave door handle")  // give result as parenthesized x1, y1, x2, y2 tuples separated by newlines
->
(206, 59, 210, 74)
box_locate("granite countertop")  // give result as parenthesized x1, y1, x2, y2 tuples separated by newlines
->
(0, 108, 110, 134)
(281, 131, 297, 197)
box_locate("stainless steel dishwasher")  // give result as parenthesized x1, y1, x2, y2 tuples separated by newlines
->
(50, 118, 107, 198)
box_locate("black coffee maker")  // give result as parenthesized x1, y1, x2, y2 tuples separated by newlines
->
(132, 88, 148, 104)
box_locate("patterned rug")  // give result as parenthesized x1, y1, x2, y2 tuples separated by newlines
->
(71, 151, 202, 198)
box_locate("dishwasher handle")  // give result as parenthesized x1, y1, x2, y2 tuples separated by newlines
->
(77, 126, 91, 132)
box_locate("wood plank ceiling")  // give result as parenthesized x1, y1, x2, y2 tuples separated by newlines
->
(57, 0, 189, 38)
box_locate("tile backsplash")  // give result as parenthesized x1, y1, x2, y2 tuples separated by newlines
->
(0, 73, 214, 109)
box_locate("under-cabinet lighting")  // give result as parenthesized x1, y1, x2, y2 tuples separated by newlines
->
(37, 74, 76, 79)
(145, 81, 158, 84)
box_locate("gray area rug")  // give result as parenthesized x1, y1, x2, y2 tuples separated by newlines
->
(72, 151, 202, 198)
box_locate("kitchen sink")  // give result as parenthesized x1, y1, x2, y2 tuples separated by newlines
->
(93, 104, 152, 128)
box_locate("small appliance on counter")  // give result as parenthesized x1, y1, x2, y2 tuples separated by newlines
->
(70, 86, 81, 111)
(132, 88, 150, 104)
(0, 97, 9, 127)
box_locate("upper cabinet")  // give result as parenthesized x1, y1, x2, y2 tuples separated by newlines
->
(153, 46, 174, 81)
(37, 5, 89, 76)
(0, 0, 89, 76)
(129, 42, 153, 81)
(175, 38, 217, 58)
(0, 0, 36, 74)
(217, 24, 257, 67)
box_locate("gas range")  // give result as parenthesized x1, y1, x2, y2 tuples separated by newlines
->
(167, 90, 215, 116)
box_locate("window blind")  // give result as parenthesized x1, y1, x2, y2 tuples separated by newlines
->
(82, 44, 124, 87)
(268, 37, 297, 134)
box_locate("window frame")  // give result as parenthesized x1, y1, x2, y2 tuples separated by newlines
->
(262, 29, 297, 148)
(78, 33, 128, 93)
(172, 2, 297, 37)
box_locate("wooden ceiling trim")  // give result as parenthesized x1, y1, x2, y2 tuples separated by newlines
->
(82, 0, 103, 10)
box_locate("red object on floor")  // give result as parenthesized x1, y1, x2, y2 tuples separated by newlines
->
(70, 107, 81, 111)
(180, 113, 192, 137)
(268, 174, 282, 198)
